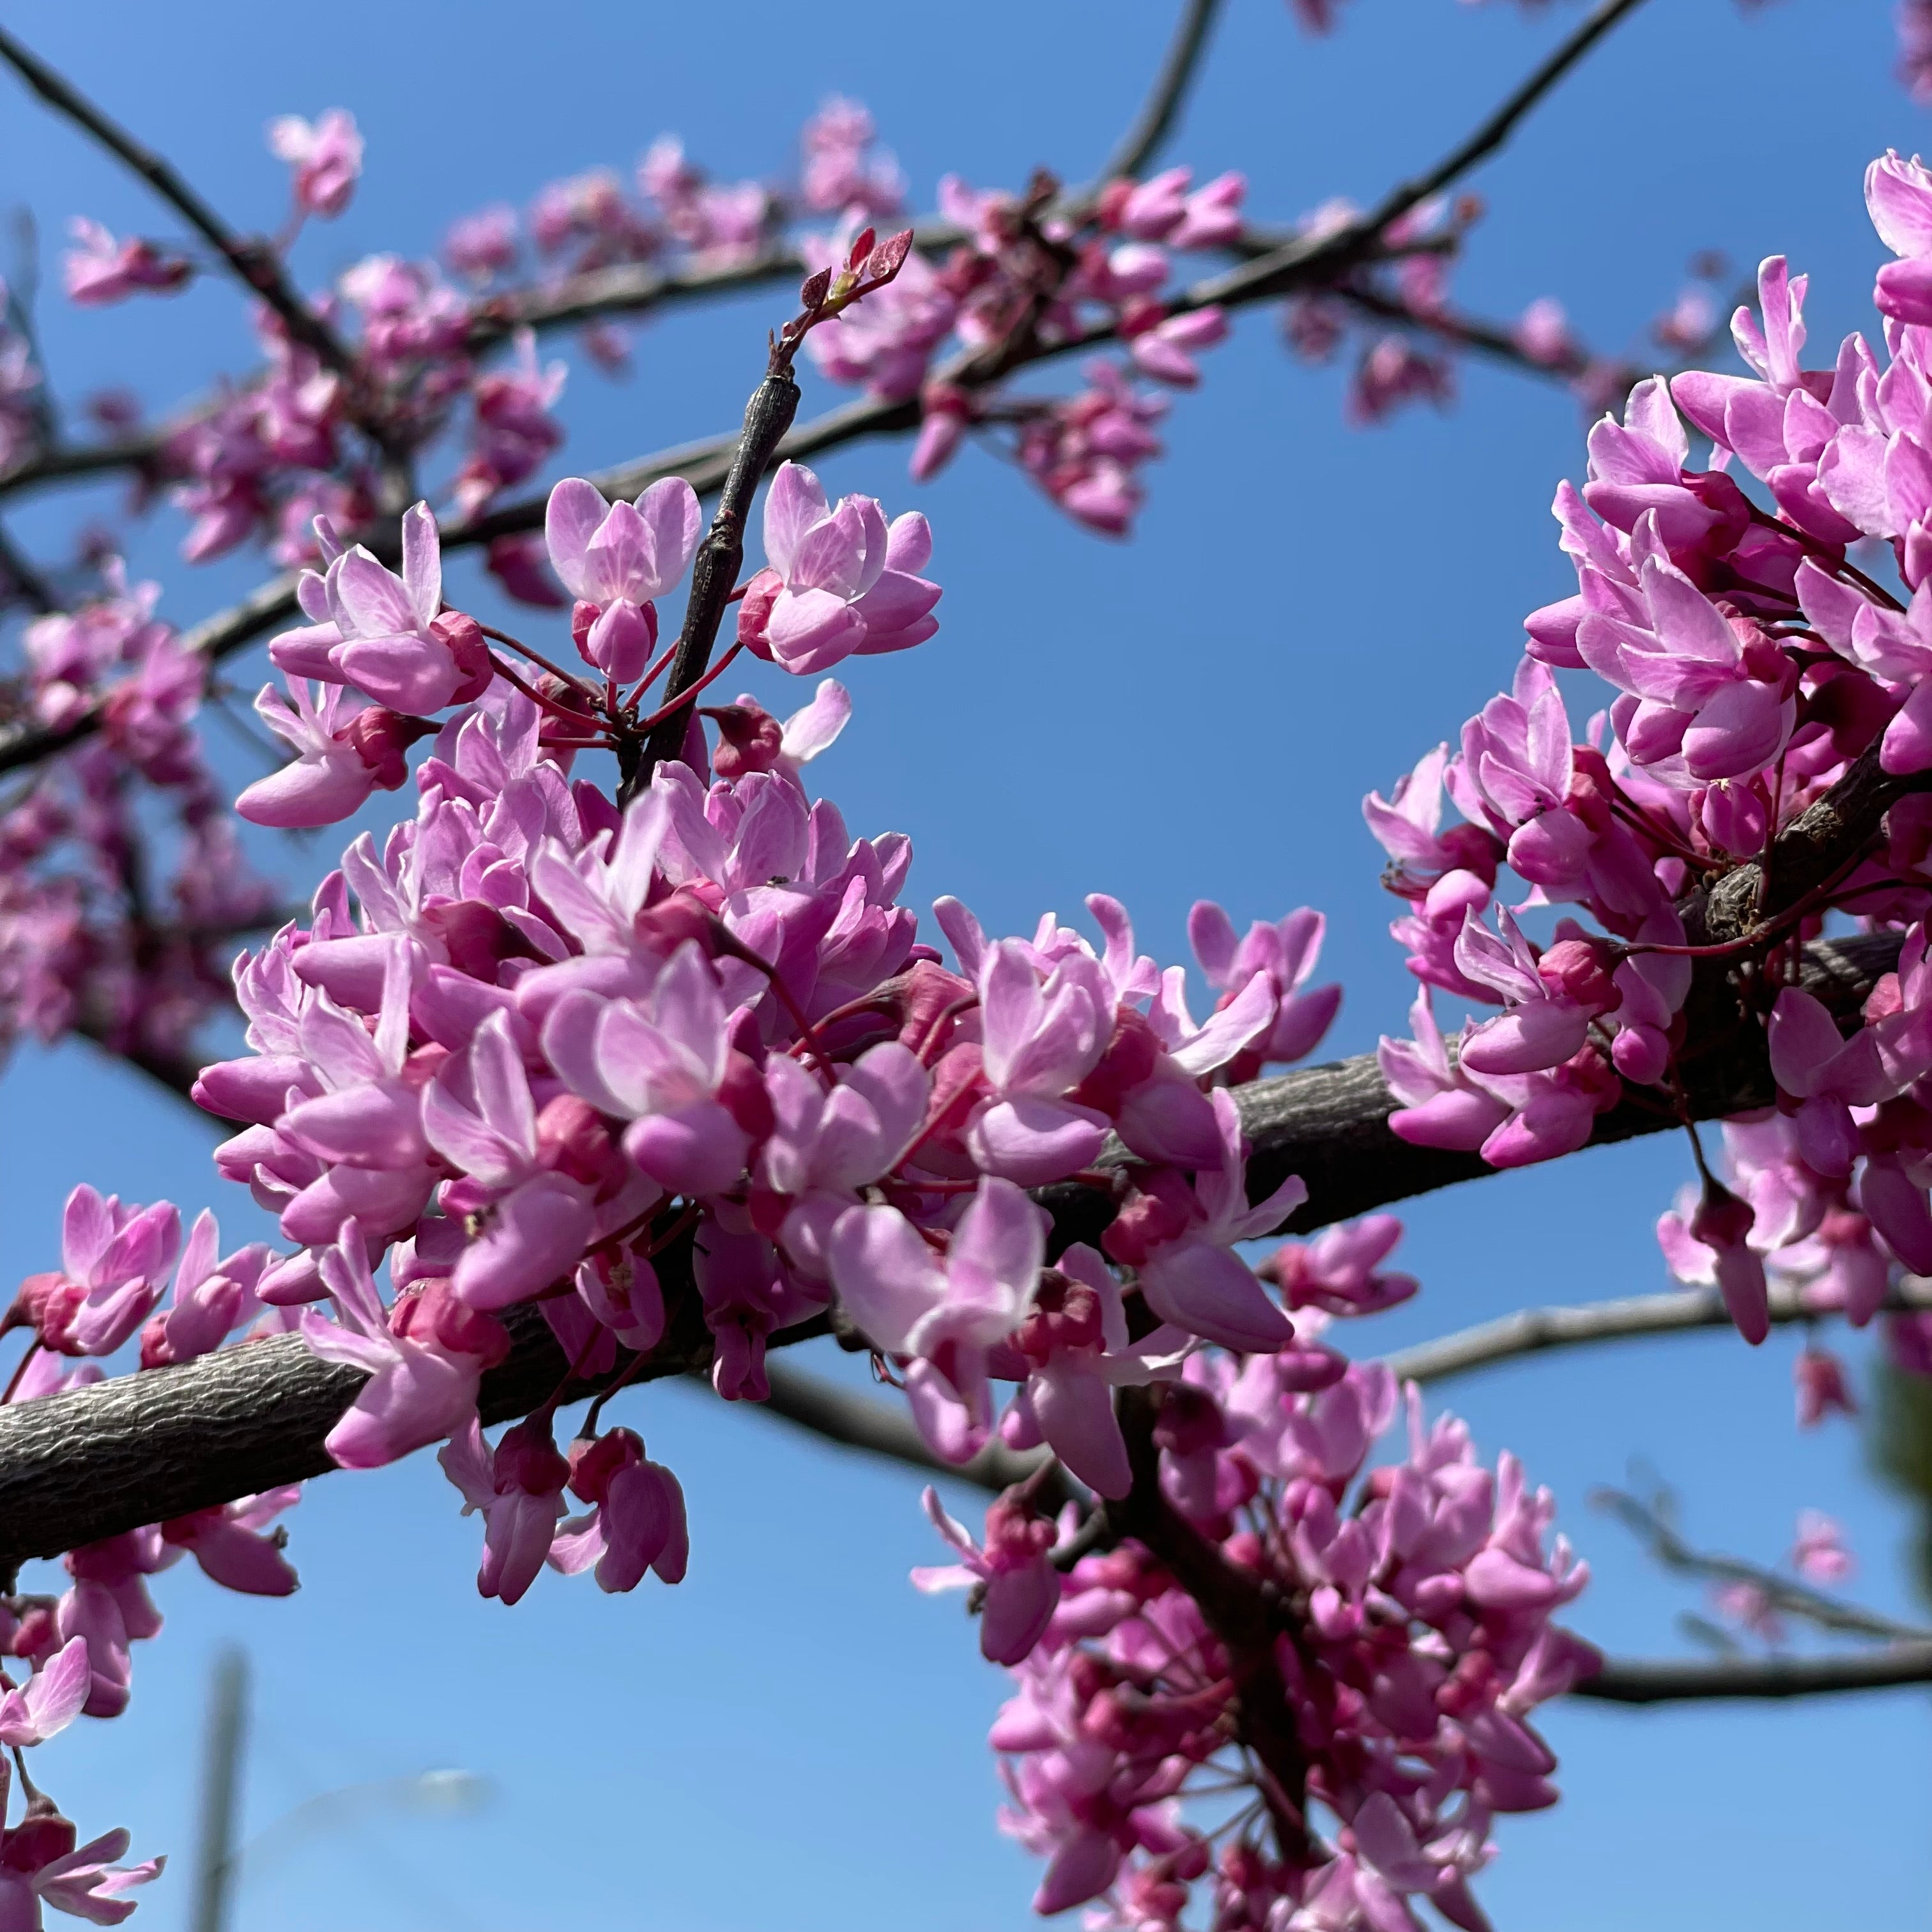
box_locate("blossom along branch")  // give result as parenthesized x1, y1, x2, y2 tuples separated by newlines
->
(0, 26, 409, 486)
(0, 923, 1888, 1567)
(0, 0, 1232, 502)
(9, 10, 1932, 1928)
(755, 1275, 1932, 1506)
(0, 0, 1652, 786)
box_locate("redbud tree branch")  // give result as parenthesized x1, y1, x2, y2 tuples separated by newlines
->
(1593, 1483, 1929, 1644)
(0, 26, 408, 484)
(630, 355, 802, 787)
(1357, 0, 1652, 240)
(746, 1278, 1932, 1503)
(1379, 1277, 1932, 1385)
(1573, 1643, 1932, 1703)
(0, 0, 1653, 778)
(1099, 0, 1228, 185)
(0, 919, 1895, 1565)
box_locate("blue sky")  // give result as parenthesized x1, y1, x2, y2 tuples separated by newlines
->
(0, 1, 1928, 1928)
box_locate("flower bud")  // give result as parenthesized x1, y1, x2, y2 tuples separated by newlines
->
(568, 1425, 645, 1505)
(493, 1418, 571, 1498)
(1101, 1168, 1197, 1266)
(343, 706, 436, 790)
(702, 701, 784, 777)
(429, 610, 493, 704)
(1538, 937, 1616, 1012)
(1690, 1180, 1755, 1252)
(536, 1094, 624, 1195)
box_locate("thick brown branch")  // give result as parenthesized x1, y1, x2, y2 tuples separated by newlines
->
(0, 928, 1893, 1561)
(1108, 1386, 1312, 1858)
(1574, 1643, 1932, 1703)
(1699, 737, 1932, 942)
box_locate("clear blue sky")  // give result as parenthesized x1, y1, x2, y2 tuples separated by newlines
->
(0, 1, 1926, 1928)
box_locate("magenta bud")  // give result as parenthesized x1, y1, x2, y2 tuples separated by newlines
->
(494, 1418, 571, 1498)
(391, 1278, 512, 1367)
(798, 266, 833, 311)
(1068, 1008, 1162, 1117)
(844, 226, 877, 275)
(1691, 1181, 1754, 1252)
(3, 1806, 77, 1872)
(1538, 937, 1616, 1012)
(1151, 1383, 1227, 1458)
(1013, 1270, 1106, 1366)
(429, 610, 493, 704)
(717, 1048, 775, 1141)
(702, 701, 784, 778)
(536, 1093, 622, 1193)
(419, 899, 535, 977)
(571, 599, 600, 650)
(1096, 180, 1136, 231)
(344, 707, 436, 789)
(1436, 821, 1504, 887)
(569, 1425, 643, 1505)
(734, 567, 781, 659)
(1101, 1167, 1198, 1266)
(632, 884, 726, 957)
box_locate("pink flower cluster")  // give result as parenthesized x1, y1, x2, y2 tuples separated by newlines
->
(0, 564, 277, 1077)
(1364, 151, 1932, 1350)
(797, 163, 1241, 533)
(0, 1188, 306, 1927)
(145, 469, 1357, 1618)
(966, 1368, 1591, 1928)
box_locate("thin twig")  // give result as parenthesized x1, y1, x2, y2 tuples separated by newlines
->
(0, 0, 1653, 780)
(1100, 0, 1228, 184)
(1357, 0, 1653, 238)
(753, 1362, 1075, 1511)
(0, 26, 410, 493)
(1381, 1278, 1932, 1386)
(1595, 1483, 1928, 1644)
(627, 358, 801, 793)
(0, 518, 56, 613)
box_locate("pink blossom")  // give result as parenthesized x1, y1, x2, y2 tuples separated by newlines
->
(737, 461, 940, 674)
(61, 220, 190, 307)
(0, 1639, 90, 1749)
(267, 110, 364, 219)
(913, 1485, 1059, 1665)
(544, 474, 702, 683)
(1103, 1090, 1305, 1351)
(10, 1185, 180, 1359)
(0, 1810, 163, 1929)
(551, 1427, 689, 1592)
(236, 680, 427, 829)
(439, 1416, 570, 1606)
(300, 1222, 507, 1469)
(1790, 1508, 1855, 1583)
(828, 1177, 1046, 1452)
